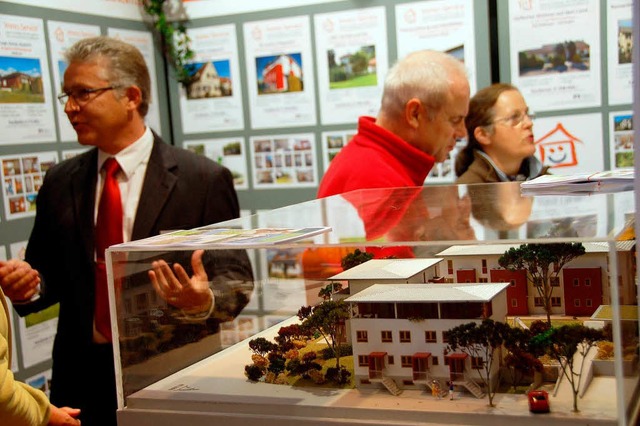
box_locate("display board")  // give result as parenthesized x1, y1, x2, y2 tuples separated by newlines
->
(497, 0, 634, 175)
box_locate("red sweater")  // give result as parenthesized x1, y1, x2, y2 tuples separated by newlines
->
(317, 116, 436, 198)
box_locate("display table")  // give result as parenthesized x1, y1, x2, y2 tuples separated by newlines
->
(116, 315, 631, 426)
(107, 184, 638, 426)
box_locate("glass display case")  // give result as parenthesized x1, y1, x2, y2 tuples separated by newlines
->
(106, 182, 638, 426)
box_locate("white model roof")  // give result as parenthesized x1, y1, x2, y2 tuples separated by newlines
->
(328, 258, 443, 281)
(344, 282, 509, 303)
(437, 241, 635, 257)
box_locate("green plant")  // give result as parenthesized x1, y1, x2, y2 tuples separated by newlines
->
(141, 0, 195, 85)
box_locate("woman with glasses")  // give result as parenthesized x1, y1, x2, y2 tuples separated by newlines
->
(455, 83, 549, 184)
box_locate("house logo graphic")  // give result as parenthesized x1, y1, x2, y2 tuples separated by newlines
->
(534, 123, 583, 168)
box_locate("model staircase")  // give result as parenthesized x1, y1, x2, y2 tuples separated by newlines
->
(380, 376, 403, 396)
(459, 376, 485, 399)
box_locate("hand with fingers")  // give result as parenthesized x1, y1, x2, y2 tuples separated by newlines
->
(0, 259, 41, 303)
(148, 249, 213, 314)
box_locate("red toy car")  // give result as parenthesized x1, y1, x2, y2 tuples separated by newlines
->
(528, 390, 550, 413)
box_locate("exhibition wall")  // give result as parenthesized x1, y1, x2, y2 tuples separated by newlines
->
(0, 0, 634, 395)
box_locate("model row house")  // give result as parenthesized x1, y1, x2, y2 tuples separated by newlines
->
(436, 242, 636, 318)
(329, 259, 508, 397)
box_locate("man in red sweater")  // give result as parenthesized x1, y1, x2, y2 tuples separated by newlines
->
(317, 50, 470, 198)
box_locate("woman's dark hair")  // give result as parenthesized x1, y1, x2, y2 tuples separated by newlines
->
(455, 83, 518, 177)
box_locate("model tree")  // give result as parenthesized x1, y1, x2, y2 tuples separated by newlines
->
(446, 319, 511, 407)
(318, 282, 343, 301)
(498, 243, 585, 324)
(502, 326, 542, 391)
(340, 248, 373, 270)
(530, 324, 604, 412)
(297, 300, 351, 383)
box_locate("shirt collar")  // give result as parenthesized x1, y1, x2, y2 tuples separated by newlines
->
(475, 150, 512, 182)
(97, 127, 154, 178)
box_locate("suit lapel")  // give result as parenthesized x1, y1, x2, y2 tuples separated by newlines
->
(132, 138, 177, 240)
(70, 150, 99, 261)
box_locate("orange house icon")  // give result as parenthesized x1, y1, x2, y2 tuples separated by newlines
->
(534, 123, 583, 168)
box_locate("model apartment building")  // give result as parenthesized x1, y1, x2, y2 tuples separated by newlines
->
(327, 241, 636, 396)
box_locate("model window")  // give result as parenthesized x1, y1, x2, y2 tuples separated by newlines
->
(586, 299, 592, 307)
(511, 298, 518, 307)
(356, 330, 368, 342)
(431, 356, 439, 366)
(479, 278, 488, 283)
(573, 278, 579, 287)
(481, 259, 487, 274)
(550, 277, 560, 287)
(447, 260, 453, 275)
(401, 356, 413, 367)
(574, 299, 581, 307)
(534, 297, 544, 307)
(442, 331, 450, 343)
(585, 278, 591, 287)
(425, 330, 437, 343)
(551, 297, 562, 307)
(388, 355, 394, 365)
(381, 330, 393, 342)
(400, 330, 411, 343)
(471, 356, 484, 369)
(358, 355, 369, 366)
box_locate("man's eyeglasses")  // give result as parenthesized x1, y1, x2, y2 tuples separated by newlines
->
(57, 86, 116, 106)
(491, 110, 536, 127)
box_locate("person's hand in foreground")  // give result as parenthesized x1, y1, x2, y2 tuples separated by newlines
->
(148, 249, 213, 313)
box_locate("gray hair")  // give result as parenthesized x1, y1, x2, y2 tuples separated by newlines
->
(380, 50, 467, 119)
(64, 36, 151, 117)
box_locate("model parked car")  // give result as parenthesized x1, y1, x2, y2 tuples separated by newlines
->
(528, 389, 550, 413)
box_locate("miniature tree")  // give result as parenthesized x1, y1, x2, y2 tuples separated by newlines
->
(340, 249, 373, 270)
(446, 319, 511, 406)
(297, 300, 351, 382)
(530, 324, 604, 412)
(498, 243, 585, 324)
(502, 326, 542, 391)
(318, 282, 343, 301)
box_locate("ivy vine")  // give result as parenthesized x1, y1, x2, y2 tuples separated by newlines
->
(141, 0, 195, 85)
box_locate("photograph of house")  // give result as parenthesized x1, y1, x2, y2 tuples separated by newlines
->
(0, 56, 45, 103)
(518, 40, 590, 76)
(185, 60, 232, 99)
(327, 45, 377, 89)
(256, 53, 303, 94)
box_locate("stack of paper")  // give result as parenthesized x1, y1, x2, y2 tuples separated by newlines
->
(520, 170, 634, 194)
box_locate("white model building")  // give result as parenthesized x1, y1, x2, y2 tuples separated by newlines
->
(328, 259, 509, 397)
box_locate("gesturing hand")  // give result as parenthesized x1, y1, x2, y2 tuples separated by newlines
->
(148, 249, 213, 313)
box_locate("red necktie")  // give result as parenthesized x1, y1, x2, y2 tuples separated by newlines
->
(95, 158, 123, 341)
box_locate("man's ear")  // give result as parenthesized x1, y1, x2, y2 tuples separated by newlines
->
(405, 98, 422, 129)
(124, 86, 142, 112)
(474, 126, 492, 147)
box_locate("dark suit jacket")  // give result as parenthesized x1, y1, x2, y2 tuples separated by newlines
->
(15, 134, 252, 425)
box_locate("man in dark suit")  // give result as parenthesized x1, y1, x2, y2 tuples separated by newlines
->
(0, 36, 253, 426)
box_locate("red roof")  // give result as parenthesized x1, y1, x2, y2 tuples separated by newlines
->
(446, 353, 468, 359)
(412, 352, 432, 359)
